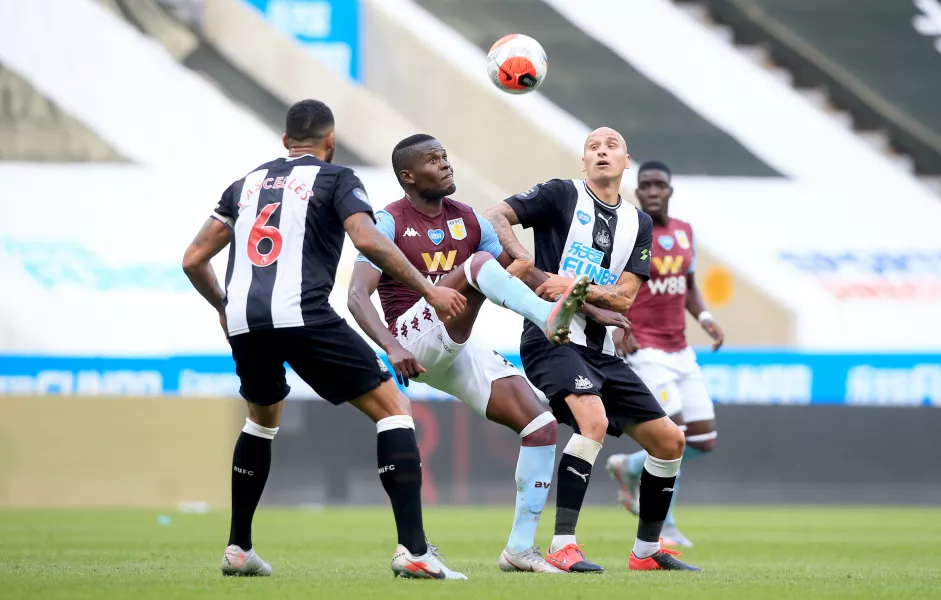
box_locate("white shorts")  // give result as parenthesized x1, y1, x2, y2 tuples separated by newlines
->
(392, 297, 521, 417)
(626, 346, 715, 423)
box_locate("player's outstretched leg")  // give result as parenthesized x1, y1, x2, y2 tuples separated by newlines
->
(624, 417, 701, 571)
(351, 380, 467, 580)
(463, 252, 589, 344)
(221, 404, 281, 576)
(483, 377, 565, 573)
(544, 394, 607, 573)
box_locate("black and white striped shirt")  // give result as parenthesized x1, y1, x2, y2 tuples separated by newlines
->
(506, 179, 653, 355)
(211, 155, 373, 336)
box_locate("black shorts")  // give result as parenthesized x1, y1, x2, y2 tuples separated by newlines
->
(228, 320, 392, 406)
(520, 334, 666, 437)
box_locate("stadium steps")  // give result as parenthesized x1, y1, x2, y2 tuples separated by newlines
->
(0, 64, 126, 162)
(94, 0, 365, 165)
(413, 0, 779, 177)
(677, 0, 941, 197)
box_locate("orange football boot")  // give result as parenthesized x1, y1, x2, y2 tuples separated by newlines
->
(545, 543, 603, 573)
(629, 540, 701, 571)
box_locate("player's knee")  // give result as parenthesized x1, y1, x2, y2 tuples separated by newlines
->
(386, 387, 412, 418)
(247, 401, 283, 429)
(566, 394, 607, 442)
(520, 412, 558, 446)
(648, 418, 685, 460)
(355, 379, 412, 422)
(465, 251, 496, 288)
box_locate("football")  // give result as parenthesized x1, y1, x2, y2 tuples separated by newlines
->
(486, 34, 548, 95)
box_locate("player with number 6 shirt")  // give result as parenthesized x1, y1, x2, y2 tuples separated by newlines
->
(181, 100, 467, 579)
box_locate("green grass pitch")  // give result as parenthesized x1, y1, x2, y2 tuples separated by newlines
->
(1, 506, 939, 599)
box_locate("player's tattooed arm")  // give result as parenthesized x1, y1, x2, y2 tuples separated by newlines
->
(585, 272, 643, 313)
(182, 217, 232, 313)
(523, 263, 629, 329)
(484, 202, 535, 278)
(536, 272, 641, 313)
(344, 213, 466, 319)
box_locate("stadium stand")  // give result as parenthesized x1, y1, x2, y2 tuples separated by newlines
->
(414, 0, 780, 176)
(690, 0, 941, 190)
(100, 0, 366, 165)
(364, 0, 794, 347)
(0, 65, 126, 162)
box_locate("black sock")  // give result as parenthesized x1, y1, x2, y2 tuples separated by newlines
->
(554, 453, 593, 535)
(228, 430, 273, 550)
(377, 427, 427, 556)
(636, 468, 677, 542)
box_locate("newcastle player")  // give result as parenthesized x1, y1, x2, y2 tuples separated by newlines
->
(485, 127, 699, 572)
(182, 100, 467, 579)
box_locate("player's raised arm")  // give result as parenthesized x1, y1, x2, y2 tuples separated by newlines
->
(343, 212, 466, 319)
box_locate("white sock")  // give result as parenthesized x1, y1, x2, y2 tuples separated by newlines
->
(632, 538, 660, 559)
(549, 534, 577, 554)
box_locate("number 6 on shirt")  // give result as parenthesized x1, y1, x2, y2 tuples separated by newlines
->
(247, 202, 283, 267)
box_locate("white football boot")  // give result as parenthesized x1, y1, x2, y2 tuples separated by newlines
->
(220, 544, 272, 576)
(499, 546, 565, 573)
(605, 454, 640, 515)
(391, 542, 467, 580)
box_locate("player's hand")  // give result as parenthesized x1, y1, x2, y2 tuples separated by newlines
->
(613, 328, 639, 358)
(534, 274, 574, 301)
(506, 257, 535, 281)
(701, 317, 725, 351)
(218, 309, 230, 344)
(584, 305, 631, 332)
(387, 343, 426, 387)
(424, 286, 466, 320)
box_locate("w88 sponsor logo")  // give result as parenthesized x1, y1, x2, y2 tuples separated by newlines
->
(647, 275, 686, 295)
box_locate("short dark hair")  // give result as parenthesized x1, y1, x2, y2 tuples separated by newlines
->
(391, 134, 437, 185)
(638, 160, 671, 180)
(285, 99, 334, 142)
